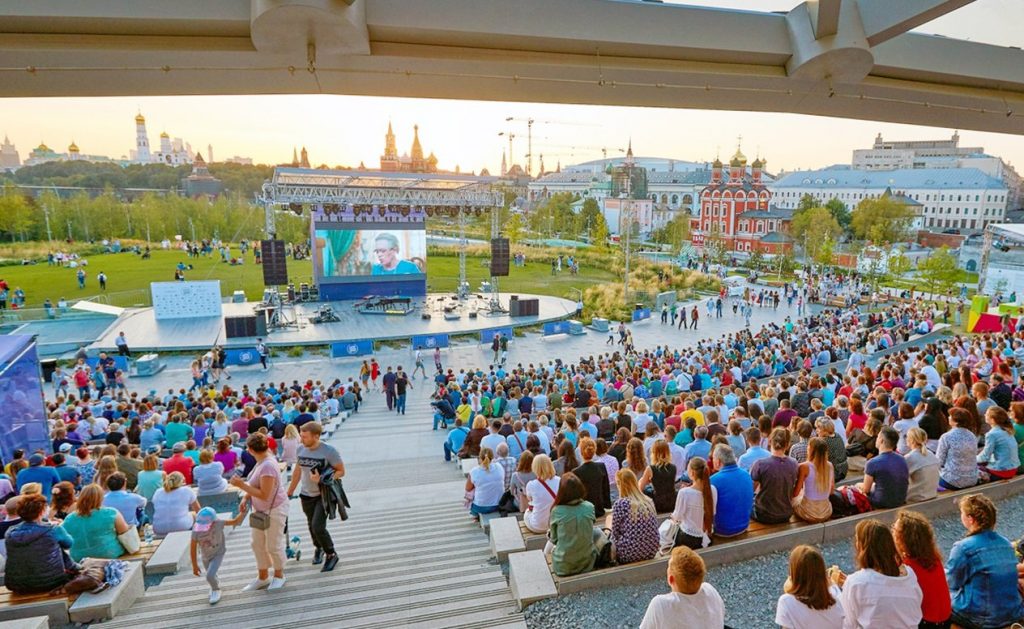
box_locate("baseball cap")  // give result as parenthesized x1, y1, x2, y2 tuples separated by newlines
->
(58, 443, 73, 453)
(28, 454, 44, 466)
(193, 507, 217, 532)
(172, 443, 186, 453)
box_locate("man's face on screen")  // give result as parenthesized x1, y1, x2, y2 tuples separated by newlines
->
(374, 239, 398, 269)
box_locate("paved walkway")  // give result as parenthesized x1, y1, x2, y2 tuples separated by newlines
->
(106, 384, 526, 628)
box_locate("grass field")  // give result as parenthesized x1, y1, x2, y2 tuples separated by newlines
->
(0, 248, 616, 308)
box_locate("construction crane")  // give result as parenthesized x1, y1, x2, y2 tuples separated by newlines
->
(497, 131, 515, 174)
(504, 117, 599, 176)
(531, 142, 626, 162)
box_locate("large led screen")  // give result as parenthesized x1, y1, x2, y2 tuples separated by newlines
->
(314, 228, 427, 281)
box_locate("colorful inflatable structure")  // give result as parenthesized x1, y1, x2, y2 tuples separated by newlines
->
(968, 295, 1022, 333)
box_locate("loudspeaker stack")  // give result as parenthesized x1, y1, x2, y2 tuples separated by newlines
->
(261, 240, 289, 286)
(490, 238, 510, 277)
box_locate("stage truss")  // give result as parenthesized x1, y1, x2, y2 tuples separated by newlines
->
(260, 167, 505, 305)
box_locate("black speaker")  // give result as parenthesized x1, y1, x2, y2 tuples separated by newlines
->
(490, 238, 510, 277)
(261, 239, 289, 286)
(510, 297, 539, 317)
(225, 315, 259, 339)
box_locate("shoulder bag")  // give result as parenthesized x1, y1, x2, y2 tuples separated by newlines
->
(248, 462, 281, 531)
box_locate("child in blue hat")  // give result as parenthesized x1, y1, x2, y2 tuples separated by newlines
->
(190, 506, 244, 604)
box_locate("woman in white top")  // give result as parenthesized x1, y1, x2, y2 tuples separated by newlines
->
(523, 454, 560, 533)
(151, 471, 199, 535)
(831, 519, 923, 628)
(775, 545, 845, 629)
(466, 448, 505, 518)
(210, 411, 231, 440)
(671, 457, 717, 550)
(903, 427, 940, 503)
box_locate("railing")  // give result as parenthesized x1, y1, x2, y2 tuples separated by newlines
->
(81, 288, 153, 308)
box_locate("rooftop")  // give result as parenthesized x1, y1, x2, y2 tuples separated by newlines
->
(772, 165, 1006, 190)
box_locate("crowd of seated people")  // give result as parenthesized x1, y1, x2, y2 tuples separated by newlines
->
(440, 292, 1024, 587)
(0, 375, 354, 588)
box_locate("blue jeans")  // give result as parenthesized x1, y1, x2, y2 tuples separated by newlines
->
(433, 413, 450, 430)
(396, 394, 407, 414)
(444, 441, 455, 461)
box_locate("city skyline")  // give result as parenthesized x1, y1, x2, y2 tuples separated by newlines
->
(2, 96, 1023, 178)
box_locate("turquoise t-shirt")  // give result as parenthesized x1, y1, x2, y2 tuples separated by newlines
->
(136, 470, 164, 502)
(63, 507, 125, 561)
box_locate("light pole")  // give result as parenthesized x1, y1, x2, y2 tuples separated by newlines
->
(188, 217, 196, 242)
(42, 203, 53, 243)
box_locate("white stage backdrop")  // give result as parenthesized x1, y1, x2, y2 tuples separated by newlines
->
(151, 281, 223, 320)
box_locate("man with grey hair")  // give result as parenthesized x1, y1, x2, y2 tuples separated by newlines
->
(371, 233, 419, 275)
(494, 443, 516, 492)
(709, 445, 754, 537)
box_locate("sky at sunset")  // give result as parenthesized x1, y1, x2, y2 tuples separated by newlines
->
(1, 0, 1020, 176)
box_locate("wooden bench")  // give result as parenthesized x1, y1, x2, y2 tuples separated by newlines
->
(0, 588, 78, 627)
(0, 616, 48, 629)
(508, 475, 1024, 608)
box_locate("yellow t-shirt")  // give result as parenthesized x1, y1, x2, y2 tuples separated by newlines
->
(680, 409, 705, 427)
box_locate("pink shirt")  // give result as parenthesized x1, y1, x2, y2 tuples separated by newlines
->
(247, 458, 288, 512)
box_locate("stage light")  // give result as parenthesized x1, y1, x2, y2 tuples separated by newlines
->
(288, 203, 303, 215)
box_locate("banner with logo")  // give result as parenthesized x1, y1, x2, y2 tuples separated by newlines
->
(632, 308, 652, 322)
(480, 327, 514, 345)
(410, 334, 450, 350)
(330, 339, 375, 358)
(224, 348, 261, 366)
(543, 321, 571, 336)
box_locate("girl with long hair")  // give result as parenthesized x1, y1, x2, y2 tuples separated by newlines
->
(625, 437, 648, 479)
(671, 457, 716, 549)
(775, 545, 844, 627)
(892, 511, 951, 628)
(792, 438, 834, 523)
(638, 440, 677, 513)
(609, 469, 659, 564)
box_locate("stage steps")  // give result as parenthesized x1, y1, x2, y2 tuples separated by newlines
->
(109, 374, 525, 629)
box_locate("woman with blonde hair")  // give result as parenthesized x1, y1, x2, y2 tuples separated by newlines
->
(151, 471, 198, 535)
(211, 410, 231, 440)
(523, 454, 560, 533)
(61, 484, 131, 561)
(792, 438, 834, 523)
(280, 423, 300, 468)
(904, 427, 940, 503)
(609, 468, 659, 564)
(465, 447, 504, 519)
(671, 457, 717, 550)
(639, 440, 677, 513)
(457, 414, 489, 459)
(93, 455, 118, 491)
(775, 545, 845, 627)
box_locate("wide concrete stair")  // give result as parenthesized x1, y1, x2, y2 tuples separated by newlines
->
(106, 380, 525, 628)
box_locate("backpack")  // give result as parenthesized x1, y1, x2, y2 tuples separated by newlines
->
(829, 487, 872, 519)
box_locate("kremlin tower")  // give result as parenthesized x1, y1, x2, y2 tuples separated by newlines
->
(134, 112, 150, 162)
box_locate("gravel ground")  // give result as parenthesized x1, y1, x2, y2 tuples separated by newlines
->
(524, 493, 1024, 628)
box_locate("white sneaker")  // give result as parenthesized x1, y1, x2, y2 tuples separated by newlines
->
(267, 577, 286, 590)
(209, 589, 222, 605)
(241, 578, 271, 592)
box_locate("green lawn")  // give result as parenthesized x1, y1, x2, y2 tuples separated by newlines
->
(0, 248, 616, 308)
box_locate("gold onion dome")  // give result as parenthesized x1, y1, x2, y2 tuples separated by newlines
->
(135, 113, 146, 124)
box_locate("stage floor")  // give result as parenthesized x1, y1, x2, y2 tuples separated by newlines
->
(88, 292, 578, 352)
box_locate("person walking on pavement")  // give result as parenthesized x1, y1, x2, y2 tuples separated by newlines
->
(716, 297, 723, 318)
(395, 367, 411, 415)
(678, 304, 688, 330)
(690, 306, 699, 330)
(499, 333, 509, 365)
(433, 346, 442, 373)
(382, 366, 397, 411)
(491, 334, 501, 365)
(661, 303, 669, 324)
(286, 422, 344, 573)
(412, 347, 427, 380)
(256, 339, 269, 370)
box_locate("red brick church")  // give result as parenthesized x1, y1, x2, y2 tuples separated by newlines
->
(690, 145, 794, 255)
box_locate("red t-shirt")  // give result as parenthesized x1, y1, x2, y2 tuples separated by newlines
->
(163, 454, 195, 485)
(904, 557, 952, 623)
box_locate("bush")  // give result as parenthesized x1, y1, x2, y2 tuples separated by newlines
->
(286, 346, 304, 358)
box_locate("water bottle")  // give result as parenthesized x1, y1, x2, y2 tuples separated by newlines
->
(143, 524, 154, 544)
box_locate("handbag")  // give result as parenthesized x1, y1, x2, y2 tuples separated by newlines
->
(658, 519, 680, 555)
(248, 462, 280, 531)
(118, 526, 141, 554)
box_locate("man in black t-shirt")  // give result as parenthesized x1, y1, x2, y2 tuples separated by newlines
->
(395, 368, 411, 415)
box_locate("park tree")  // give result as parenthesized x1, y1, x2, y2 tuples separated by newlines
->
(917, 246, 960, 297)
(851, 196, 916, 244)
(650, 213, 691, 254)
(703, 223, 729, 265)
(887, 247, 912, 281)
(747, 248, 766, 270)
(0, 184, 36, 242)
(824, 198, 852, 232)
(797, 193, 820, 212)
(790, 205, 842, 268)
(590, 212, 610, 249)
(576, 198, 604, 241)
(505, 213, 525, 244)
(529, 192, 577, 238)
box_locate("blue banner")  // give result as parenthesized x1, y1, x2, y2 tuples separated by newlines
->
(224, 348, 261, 366)
(330, 339, 375, 358)
(86, 356, 130, 372)
(543, 321, 571, 336)
(480, 327, 514, 345)
(632, 308, 652, 322)
(411, 334, 450, 349)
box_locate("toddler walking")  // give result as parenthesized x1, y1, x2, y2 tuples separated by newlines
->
(191, 506, 244, 604)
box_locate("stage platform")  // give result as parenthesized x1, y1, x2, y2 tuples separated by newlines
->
(87, 292, 577, 353)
